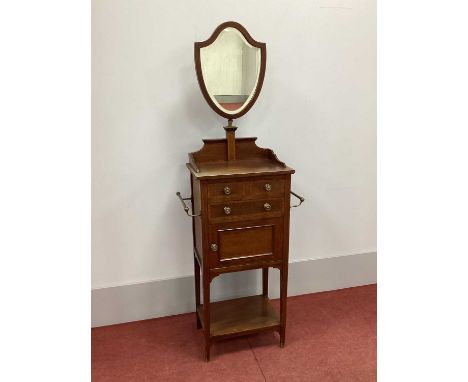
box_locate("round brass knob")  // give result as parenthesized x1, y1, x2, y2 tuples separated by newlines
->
(224, 206, 231, 215)
(211, 243, 218, 252)
(264, 183, 272, 192)
(223, 186, 231, 195)
(264, 203, 272, 211)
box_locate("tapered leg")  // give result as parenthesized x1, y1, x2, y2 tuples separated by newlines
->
(194, 255, 201, 329)
(203, 272, 211, 361)
(204, 340, 211, 362)
(262, 267, 269, 297)
(279, 264, 288, 347)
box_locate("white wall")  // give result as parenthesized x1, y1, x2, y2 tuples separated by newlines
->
(92, 0, 376, 289)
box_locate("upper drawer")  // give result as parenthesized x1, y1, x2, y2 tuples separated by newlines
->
(206, 177, 285, 203)
(207, 181, 246, 202)
(247, 177, 285, 199)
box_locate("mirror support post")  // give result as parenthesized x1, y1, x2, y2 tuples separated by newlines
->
(224, 119, 237, 161)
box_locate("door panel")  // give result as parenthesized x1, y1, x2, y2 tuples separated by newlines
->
(208, 218, 283, 269)
(218, 225, 273, 261)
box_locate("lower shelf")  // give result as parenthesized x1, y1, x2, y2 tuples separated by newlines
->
(196, 295, 280, 340)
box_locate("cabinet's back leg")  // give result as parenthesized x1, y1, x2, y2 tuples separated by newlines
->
(203, 271, 211, 361)
(279, 264, 288, 348)
(194, 254, 201, 329)
(204, 342, 211, 362)
(262, 267, 269, 297)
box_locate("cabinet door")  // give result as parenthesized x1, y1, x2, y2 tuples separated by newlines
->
(208, 218, 283, 269)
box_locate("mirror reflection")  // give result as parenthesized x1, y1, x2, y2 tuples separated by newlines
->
(200, 27, 261, 114)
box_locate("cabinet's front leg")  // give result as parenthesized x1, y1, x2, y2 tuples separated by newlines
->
(262, 267, 269, 297)
(194, 255, 201, 329)
(279, 264, 288, 347)
(203, 272, 211, 361)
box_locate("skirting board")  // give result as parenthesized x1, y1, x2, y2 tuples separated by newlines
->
(92, 252, 376, 327)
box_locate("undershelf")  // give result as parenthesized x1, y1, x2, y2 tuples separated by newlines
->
(196, 295, 280, 340)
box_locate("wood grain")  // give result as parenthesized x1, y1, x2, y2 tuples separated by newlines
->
(225, 127, 236, 161)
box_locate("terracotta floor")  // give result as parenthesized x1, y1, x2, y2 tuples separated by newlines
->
(92, 284, 376, 381)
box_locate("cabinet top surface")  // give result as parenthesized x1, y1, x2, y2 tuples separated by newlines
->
(187, 137, 295, 180)
(187, 159, 294, 179)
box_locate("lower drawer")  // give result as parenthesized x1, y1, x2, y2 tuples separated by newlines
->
(208, 218, 284, 269)
(208, 198, 284, 223)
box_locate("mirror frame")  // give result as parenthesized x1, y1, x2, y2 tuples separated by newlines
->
(194, 21, 267, 120)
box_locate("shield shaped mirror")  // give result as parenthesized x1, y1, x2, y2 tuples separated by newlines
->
(195, 22, 266, 120)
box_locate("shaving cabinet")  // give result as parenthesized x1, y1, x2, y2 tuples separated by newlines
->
(176, 21, 304, 361)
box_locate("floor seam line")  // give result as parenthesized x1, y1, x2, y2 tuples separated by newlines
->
(247, 338, 267, 382)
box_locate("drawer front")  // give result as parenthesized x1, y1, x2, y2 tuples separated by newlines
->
(206, 176, 286, 203)
(247, 177, 285, 199)
(207, 181, 245, 202)
(209, 198, 284, 223)
(208, 218, 283, 268)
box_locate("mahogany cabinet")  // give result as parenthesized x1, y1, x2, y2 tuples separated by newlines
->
(178, 137, 303, 360)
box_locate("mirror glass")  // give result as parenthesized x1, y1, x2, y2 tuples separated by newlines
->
(200, 27, 261, 114)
